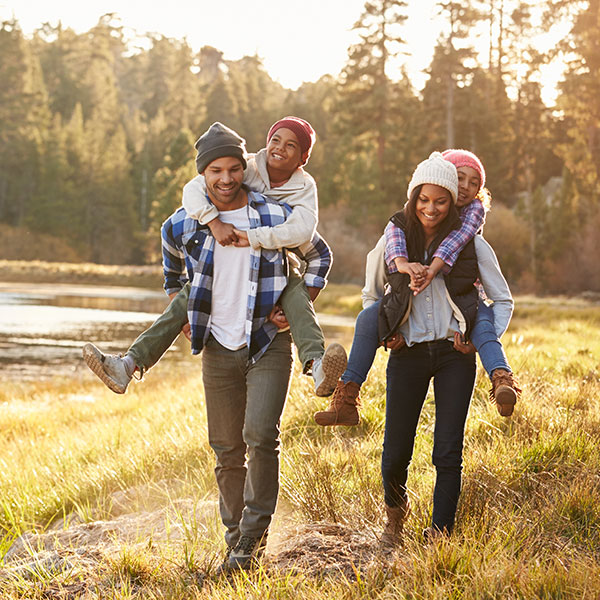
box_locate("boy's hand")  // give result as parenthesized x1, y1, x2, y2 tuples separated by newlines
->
(208, 218, 238, 246)
(453, 332, 476, 354)
(232, 229, 250, 247)
(306, 286, 320, 302)
(268, 304, 289, 329)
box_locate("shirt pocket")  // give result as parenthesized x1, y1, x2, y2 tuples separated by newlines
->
(183, 230, 206, 263)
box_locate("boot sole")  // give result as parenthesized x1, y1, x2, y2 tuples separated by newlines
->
(495, 384, 516, 417)
(82, 343, 128, 394)
(315, 343, 348, 397)
(313, 411, 359, 426)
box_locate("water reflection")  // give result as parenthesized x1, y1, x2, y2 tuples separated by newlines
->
(0, 282, 354, 382)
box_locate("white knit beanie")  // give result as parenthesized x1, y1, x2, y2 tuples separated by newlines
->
(407, 151, 458, 204)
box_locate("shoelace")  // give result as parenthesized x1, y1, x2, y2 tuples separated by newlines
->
(235, 536, 259, 555)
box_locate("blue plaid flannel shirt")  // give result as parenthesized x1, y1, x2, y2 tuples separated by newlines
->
(161, 190, 332, 365)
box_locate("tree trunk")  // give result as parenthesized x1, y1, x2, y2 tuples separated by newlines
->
(446, 71, 455, 148)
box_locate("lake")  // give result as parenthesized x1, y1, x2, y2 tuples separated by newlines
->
(0, 282, 354, 382)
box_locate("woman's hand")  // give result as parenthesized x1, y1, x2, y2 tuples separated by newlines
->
(453, 332, 476, 354)
(386, 333, 406, 350)
(394, 258, 427, 280)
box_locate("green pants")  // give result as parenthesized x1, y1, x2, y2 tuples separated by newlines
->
(127, 270, 325, 374)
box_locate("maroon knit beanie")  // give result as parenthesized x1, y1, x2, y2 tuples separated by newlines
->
(266, 116, 316, 166)
(441, 149, 486, 190)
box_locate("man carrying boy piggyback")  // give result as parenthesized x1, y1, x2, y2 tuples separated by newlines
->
(161, 123, 332, 572)
(84, 117, 346, 399)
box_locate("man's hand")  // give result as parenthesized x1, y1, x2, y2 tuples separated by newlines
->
(208, 218, 238, 246)
(232, 228, 250, 247)
(386, 332, 406, 350)
(453, 331, 476, 354)
(306, 286, 320, 302)
(268, 305, 289, 329)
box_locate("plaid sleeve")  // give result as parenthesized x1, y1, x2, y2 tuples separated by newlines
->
(293, 232, 332, 289)
(433, 199, 485, 270)
(161, 216, 188, 296)
(384, 221, 407, 274)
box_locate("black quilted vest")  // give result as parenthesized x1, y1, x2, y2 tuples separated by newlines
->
(378, 212, 479, 346)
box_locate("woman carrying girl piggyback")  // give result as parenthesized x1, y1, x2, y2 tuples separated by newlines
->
(314, 149, 520, 427)
(367, 153, 515, 543)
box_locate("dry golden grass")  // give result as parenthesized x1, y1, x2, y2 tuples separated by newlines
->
(0, 299, 599, 598)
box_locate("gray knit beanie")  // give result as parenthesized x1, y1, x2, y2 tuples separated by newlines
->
(194, 122, 248, 174)
(407, 151, 458, 204)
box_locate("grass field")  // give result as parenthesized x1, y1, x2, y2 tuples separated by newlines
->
(0, 293, 599, 598)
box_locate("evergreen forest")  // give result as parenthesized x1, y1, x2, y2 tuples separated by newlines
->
(1, 0, 599, 293)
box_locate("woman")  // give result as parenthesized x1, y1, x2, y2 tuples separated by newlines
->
(376, 152, 513, 545)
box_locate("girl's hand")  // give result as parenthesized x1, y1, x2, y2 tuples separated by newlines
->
(409, 267, 435, 295)
(394, 258, 428, 279)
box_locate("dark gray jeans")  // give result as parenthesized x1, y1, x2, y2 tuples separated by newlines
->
(201, 331, 293, 547)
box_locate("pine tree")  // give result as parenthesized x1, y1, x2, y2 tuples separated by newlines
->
(548, 0, 600, 201)
(336, 0, 413, 221)
(426, 1, 485, 148)
(0, 19, 49, 227)
(149, 129, 197, 236)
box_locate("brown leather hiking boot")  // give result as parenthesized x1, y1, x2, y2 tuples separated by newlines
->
(380, 497, 411, 549)
(490, 369, 521, 417)
(313, 381, 360, 426)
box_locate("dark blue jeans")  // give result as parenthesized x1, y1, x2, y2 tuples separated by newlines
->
(383, 339, 476, 533)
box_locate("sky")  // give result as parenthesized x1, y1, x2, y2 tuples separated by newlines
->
(0, 0, 564, 103)
(0, 0, 455, 89)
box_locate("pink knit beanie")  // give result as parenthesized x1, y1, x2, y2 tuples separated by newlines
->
(267, 117, 316, 165)
(441, 149, 485, 190)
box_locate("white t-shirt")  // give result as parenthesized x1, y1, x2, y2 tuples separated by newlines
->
(210, 206, 251, 350)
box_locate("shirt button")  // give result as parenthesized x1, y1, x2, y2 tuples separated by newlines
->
(426, 296, 431, 302)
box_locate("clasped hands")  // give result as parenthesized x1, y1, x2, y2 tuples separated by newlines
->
(403, 262, 435, 296)
(210, 220, 250, 247)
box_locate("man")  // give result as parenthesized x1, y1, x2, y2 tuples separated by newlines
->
(160, 122, 331, 571)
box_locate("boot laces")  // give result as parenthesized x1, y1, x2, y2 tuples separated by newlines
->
(489, 371, 522, 402)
